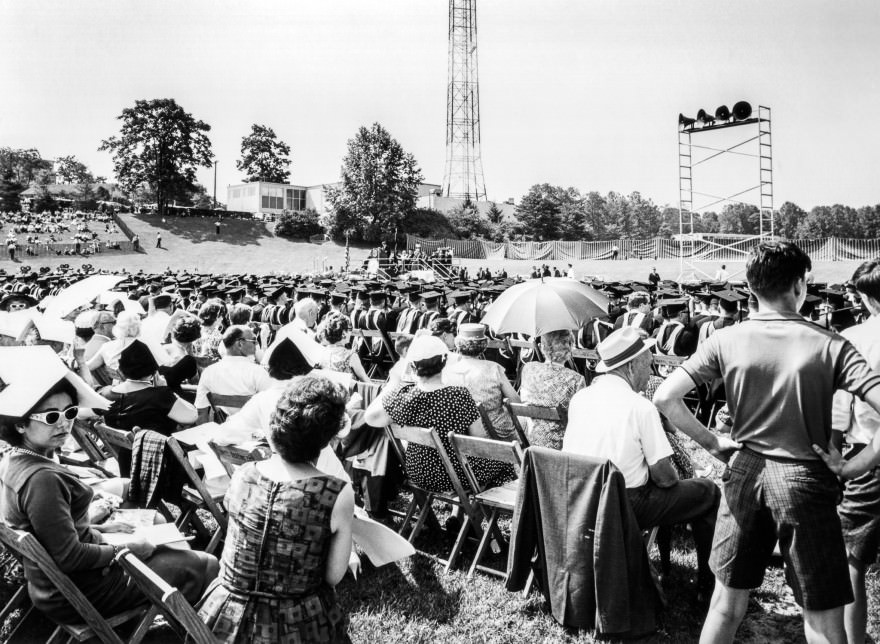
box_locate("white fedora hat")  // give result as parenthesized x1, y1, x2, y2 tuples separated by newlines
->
(595, 327, 656, 373)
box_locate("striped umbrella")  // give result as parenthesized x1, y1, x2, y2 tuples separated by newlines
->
(480, 278, 611, 337)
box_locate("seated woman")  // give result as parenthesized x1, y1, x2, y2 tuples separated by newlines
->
(86, 311, 170, 381)
(193, 299, 227, 361)
(518, 329, 586, 450)
(364, 335, 511, 497)
(198, 376, 354, 643)
(316, 313, 370, 383)
(0, 346, 218, 625)
(99, 339, 197, 437)
(159, 316, 201, 395)
(443, 323, 520, 441)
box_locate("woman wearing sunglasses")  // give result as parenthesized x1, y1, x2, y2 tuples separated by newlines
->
(0, 346, 218, 625)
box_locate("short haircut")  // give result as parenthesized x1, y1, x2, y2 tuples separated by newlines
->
(317, 313, 351, 345)
(746, 241, 812, 300)
(294, 298, 319, 321)
(851, 258, 880, 302)
(198, 299, 225, 327)
(628, 295, 649, 308)
(394, 335, 412, 356)
(222, 325, 249, 349)
(229, 304, 252, 326)
(429, 317, 453, 337)
(112, 311, 141, 340)
(269, 375, 347, 463)
(0, 378, 78, 446)
(172, 317, 201, 344)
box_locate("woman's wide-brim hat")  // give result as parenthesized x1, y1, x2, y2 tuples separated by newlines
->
(406, 334, 449, 362)
(595, 327, 656, 373)
(0, 345, 110, 417)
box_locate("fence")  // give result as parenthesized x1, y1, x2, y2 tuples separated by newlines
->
(14, 240, 135, 258)
(406, 235, 880, 262)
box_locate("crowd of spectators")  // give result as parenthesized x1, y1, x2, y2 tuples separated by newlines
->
(1, 210, 127, 258)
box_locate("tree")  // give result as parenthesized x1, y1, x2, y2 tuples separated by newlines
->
(55, 155, 93, 184)
(447, 202, 492, 239)
(485, 201, 505, 224)
(326, 123, 423, 242)
(776, 202, 805, 239)
(583, 192, 608, 240)
(628, 191, 662, 238)
(31, 170, 56, 213)
(236, 124, 291, 183)
(99, 98, 214, 218)
(0, 148, 51, 186)
(0, 169, 24, 211)
(77, 180, 97, 211)
(514, 184, 564, 240)
(718, 203, 759, 235)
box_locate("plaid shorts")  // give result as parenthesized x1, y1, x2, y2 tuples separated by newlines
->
(839, 443, 880, 564)
(710, 448, 852, 611)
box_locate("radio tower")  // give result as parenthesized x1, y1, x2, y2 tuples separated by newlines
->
(442, 0, 487, 201)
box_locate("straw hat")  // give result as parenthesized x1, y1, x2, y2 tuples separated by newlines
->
(595, 327, 656, 373)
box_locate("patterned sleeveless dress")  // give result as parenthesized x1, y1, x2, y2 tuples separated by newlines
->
(198, 464, 350, 643)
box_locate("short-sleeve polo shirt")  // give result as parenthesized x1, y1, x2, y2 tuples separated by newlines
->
(681, 310, 880, 460)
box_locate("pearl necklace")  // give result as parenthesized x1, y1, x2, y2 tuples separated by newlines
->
(13, 446, 56, 461)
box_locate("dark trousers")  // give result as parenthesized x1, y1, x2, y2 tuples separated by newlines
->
(627, 478, 720, 579)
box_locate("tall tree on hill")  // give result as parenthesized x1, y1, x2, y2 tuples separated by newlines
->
(0, 148, 51, 186)
(236, 124, 291, 184)
(776, 201, 805, 239)
(486, 201, 505, 224)
(0, 169, 24, 211)
(326, 123, 423, 242)
(99, 98, 214, 219)
(55, 155, 93, 184)
(515, 184, 565, 241)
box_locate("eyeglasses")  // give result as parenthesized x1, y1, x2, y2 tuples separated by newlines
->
(28, 406, 79, 425)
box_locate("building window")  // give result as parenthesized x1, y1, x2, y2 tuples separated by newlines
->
(286, 188, 306, 211)
(232, 189, 241, 199)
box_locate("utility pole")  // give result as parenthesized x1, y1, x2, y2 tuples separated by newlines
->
(213, 160, 218, 210)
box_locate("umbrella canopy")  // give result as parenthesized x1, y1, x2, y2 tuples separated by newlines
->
(42, 275, 126, 320)
(480, 278, 611, 337)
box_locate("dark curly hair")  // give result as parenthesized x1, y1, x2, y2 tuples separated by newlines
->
(429, 317, 454, 337)
(0, 378, 78, 447)
(172, 317, 201, 344)
(412, 354, 446, 378)
(229, 304, 253, 325)
(317, 313, 351, 345)
(269, 375, 347, 463)
(746, 241, 812, 300)
(198, 299, 226, 327)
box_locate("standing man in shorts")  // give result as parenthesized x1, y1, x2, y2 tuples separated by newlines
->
(829, 258, 880, 644)
(654, 241, 880, 644)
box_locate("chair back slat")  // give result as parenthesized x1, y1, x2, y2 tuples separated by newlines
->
(207, 441, 270, 477)
(165, 437, 228, 533)
(450, 433, 522, 465)
(476, 403, 502, 441)
(116, 551, 219, 644)
(502, 398, 531, 449)
(389, 424, 437, 449)
(506, 402, 563, 421)
(91, 422, 136, 464)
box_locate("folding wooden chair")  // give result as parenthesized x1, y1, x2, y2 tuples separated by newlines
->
(503, 398, 566, 449)
(206, 441, 270, 478)
(448, 433, 523, 579)
(205, 393, 252, 424)
(0, 524, 159, 644)
(66, 419, 114, 468)
(384, 424, 486, 572)
(114, 551, 218, 644)
(476, 403, 503, 441)
(164, 437, 228, 555)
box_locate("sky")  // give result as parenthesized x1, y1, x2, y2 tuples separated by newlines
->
(2, 0, 879, 211)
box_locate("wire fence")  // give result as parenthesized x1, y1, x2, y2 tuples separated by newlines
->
(406, 235, 880, 262)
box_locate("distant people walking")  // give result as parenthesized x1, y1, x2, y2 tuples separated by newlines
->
(132, 234, 139, 251)
(611, 244, 620, 260)
(156, 231, 162, 249)
(6, 235, 16, 261)
(215, 220, 221, 235)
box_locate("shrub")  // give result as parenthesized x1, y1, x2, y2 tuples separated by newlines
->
(274, 208, 323, 239)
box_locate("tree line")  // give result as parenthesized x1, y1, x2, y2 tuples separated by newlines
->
(3, 97, 880, 243)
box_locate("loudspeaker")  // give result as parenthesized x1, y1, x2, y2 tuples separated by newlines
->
(732, 101, 752, 121)
(697, 109, 716, 125)
(679, 113, 697, 130)
(714, 105, 731, 121)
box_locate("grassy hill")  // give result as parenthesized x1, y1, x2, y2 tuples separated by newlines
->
(0, 212, 865, 283)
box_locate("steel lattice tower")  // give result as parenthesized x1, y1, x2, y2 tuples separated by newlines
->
(442, 0, 487, 201)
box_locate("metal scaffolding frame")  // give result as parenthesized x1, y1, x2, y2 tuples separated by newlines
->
(678, 105, 774, 281)
(442, 0, 487, 201)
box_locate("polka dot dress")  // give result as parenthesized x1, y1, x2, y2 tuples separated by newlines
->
(383, 384, 512, 493)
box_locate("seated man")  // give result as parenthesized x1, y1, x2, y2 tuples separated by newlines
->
(562, 327, 721, 601)
(195, 325, 274, 423)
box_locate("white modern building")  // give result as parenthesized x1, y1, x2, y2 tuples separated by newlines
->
(226, 181, 444, 217)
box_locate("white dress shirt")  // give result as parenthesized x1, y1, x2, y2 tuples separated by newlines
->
(562, 374, 672, 487)
(832, 314, 880, 445)
(195, 355, 274, 410)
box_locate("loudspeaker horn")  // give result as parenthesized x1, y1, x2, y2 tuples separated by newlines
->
(679, 113, 697, 130)
(715, 105, 731, 121)
(697, 109, 715, 125)
(732, 101, 752, 121)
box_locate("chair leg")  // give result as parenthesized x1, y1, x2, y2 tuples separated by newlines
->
(398, 497, 419, 538)
(445, 515, 471, 573)
(205, 528, 224, 556)
(467, 508, 499, 580)
(129, 605, 160, 644)
(408, 494, 434, 544)
(523, 569, 534, 598)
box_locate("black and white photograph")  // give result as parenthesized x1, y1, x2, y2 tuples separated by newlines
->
(1, 1, 880, 642)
